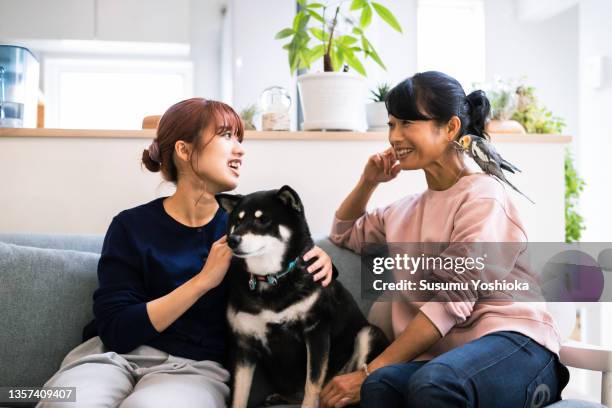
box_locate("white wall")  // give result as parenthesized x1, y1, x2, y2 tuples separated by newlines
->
(0, 134, 568, 243)
(353, 0, 418, 93)
(516, 0, 578, 22)
(190, 0, 226, 99)
(226, 0, 296, 121)
(577, 0, 612, 242)
(485, 0, 579, 138)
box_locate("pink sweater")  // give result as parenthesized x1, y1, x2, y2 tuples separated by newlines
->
(330, 173, 561, 359)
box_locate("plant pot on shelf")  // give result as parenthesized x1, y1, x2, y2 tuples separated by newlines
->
(366, 101, 388, 132)
(297, 72, 366, 131)
(485, 119, 526, 134)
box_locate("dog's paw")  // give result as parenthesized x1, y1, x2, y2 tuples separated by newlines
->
(263, 393, 291, 406)
(300, 395, 320, 408)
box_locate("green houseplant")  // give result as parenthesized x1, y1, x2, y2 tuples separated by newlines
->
(564, 149, 586, 242)
(481, 79, 526, 134)
(366, 82, 390, 131)
(239, 104, 259, 131)
(513, 85, 566, 134)
(369, 82, 391, 102)
(275, 0, 402, 130)
(276, 0, 402, 76)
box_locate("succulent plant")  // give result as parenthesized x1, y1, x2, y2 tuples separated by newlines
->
(369, 82, 391, 102)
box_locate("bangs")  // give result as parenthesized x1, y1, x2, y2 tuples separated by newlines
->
(208, 101, 245, 142)
(385, 77, 432, 122)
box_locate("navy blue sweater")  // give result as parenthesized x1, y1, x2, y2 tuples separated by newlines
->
(83, 197, 229, 364)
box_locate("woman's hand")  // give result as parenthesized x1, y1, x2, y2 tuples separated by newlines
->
(198, 235, 233, 290)
(362, 147, 401, 185)
(303, 246, 334, 287)
(320, 370, 366, 408)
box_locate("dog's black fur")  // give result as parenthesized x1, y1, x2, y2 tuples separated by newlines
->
(217, 186, 389, 407)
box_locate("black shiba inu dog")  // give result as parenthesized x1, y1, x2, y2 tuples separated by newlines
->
(216, 185, 389, 408)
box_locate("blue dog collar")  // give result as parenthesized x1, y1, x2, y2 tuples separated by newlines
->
(249, 257, 300, 290)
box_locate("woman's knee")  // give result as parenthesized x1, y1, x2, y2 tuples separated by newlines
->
(405, 363, 470, 406)
(360, 364, 413, 407)
(363, 364, 407, 389)
(119, 374, 228, 408)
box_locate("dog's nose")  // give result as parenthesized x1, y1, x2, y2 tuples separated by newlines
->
(227, 234, 242, 249)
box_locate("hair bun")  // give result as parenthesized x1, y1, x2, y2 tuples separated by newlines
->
(465, 90, 491, 138)
(141, 149, 161, 173)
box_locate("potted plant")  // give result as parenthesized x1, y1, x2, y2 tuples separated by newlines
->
(512, 85, 566, 134)
(366, 82, 390, 131)
(483, 79, 526, 134)
(275, 0, 402, 131)
(239, 104, 259, 131)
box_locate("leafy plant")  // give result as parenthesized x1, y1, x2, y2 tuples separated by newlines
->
(239, 104, 259, 131)
(275, 0, 402, 76)
(476, 78, 518, 120)
(564, 148, 586, 243)
(370, 82, 390, 102)
(512, 85, 565, 134)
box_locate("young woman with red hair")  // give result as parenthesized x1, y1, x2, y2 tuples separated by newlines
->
(38, 98, 334, 408)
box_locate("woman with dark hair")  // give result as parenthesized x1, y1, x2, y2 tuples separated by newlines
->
(320, 72, 569, 408)
(38, 98, 335, 408)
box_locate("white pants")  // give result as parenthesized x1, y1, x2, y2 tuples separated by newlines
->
(37, 336, 230, 408)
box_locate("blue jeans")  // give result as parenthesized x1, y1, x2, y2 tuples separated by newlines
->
(360, 331, 570, 408)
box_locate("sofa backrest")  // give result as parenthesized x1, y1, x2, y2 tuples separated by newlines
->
(0, 234, 367, 391)
(0, 241, 100, 391)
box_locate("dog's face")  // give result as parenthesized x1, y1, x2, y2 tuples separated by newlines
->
(216, 185, 307, 260)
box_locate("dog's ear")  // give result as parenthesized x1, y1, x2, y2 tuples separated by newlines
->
(277, 185, 303, 212)
(216, 193, 243, 214)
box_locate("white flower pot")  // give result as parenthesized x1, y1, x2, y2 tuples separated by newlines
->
(297, 72, 366, 131)
(366, 101, 388, 132)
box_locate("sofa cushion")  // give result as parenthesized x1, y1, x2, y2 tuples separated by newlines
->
(0, 233, 104, 254)
(316, 237, 372, 316)
(0, 242, 99, 389)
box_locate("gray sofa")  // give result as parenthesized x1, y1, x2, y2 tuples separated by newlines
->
(0, 233, 603, 408)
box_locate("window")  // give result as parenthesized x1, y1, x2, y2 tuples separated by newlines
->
(44, 58, 193, 129)
(417, 0, 485, 90)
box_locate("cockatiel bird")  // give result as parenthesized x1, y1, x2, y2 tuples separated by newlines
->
(455, 134, 535, 204)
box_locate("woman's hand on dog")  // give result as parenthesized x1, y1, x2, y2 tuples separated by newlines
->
(320, 370, 366, 408)
(303, 246, 334, 287)
(362, 147, 401, 185)
(198, 235, 233, 290)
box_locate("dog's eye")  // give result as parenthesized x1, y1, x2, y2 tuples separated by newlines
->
(255, 215, 269, 224)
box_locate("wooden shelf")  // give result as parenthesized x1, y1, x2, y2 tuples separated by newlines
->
(0, 128, 573, 143)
